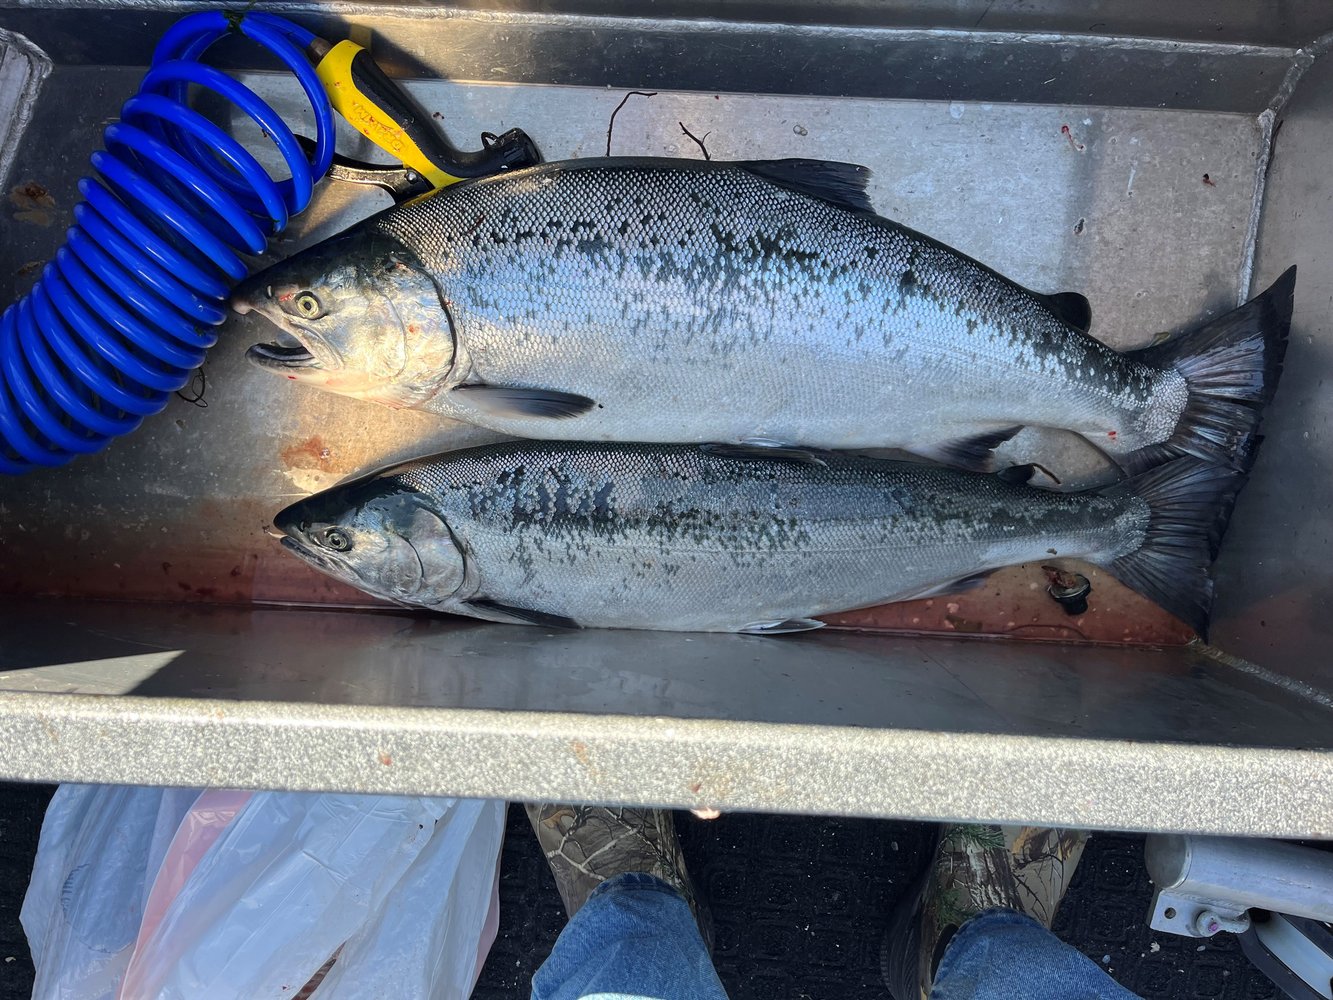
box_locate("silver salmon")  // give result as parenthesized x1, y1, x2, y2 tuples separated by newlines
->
(272, 441, 1242, 636)
(236, 158, 1293, 474)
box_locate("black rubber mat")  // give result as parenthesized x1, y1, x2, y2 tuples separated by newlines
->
(0, 783, 52, 1000)
(474, 805, 1284, 1000)
(474, 807, 937, 999)
(1052, 831, 1280, 1000)
(0, 786, 1284, 999)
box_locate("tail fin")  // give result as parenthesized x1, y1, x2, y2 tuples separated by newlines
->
(1100, 458, 1247, 640)
(1124, 266, 1295, 474)
(1098, 461, 1242, 642)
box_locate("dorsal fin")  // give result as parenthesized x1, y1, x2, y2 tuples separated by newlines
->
(1041, 291, 1093, 333)
(737, 159, 874, 214)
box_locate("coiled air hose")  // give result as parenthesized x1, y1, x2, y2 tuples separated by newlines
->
(0, 11, 335, 474)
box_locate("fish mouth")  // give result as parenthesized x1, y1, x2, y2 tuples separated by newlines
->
(279, 534, 353, 581)
(246, 329, 320, 371)
(279, 534, 327, 566)
(276, 534, 421, 608)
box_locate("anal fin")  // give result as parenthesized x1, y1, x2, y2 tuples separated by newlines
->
(452, 383, 596, 419)
(916, 426, 1022, 473)
(996, 464, 1037, 486)
(996, 462, 1063, 487)
(465, 599, 580, 630)
(896, 571, 993, 602)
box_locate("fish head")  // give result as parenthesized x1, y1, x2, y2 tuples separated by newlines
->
(235, 229, 456, 408)
(272, 474, 466, 608)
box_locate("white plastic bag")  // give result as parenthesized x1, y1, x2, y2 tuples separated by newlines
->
(115, 791, 505, 999)
(310, 796, 507, 999)
(21, 784, 199, 1000)
(26, 787, 506, 999)
(127, 789, 253, 969)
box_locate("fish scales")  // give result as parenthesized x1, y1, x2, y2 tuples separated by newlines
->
(373, 162, 1177, 450)
(241, 159, 1292, 475)
(294, 442, 1149, 632)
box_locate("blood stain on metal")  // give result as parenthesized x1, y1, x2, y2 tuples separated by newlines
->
(822, 564, 1196, 645)
(9, 180, 55, 225)
(280, 435, 336, 472)
(0, 490, 386, 609)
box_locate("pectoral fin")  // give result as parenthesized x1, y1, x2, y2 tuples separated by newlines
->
(452, 384, 596, 419)
(464, 599, 580, 630)
(702, 442, 829, 467)
(738, 618, 826, 635)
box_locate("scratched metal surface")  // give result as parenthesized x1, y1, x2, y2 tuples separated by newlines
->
(7, 599, 1332, 748)
(0, 5, 1299, 112)
(0, 6, 1331, 814)
(2, 603, 1332, 836)
(1209, 45, 1333, 692)
(0, 67, 1263, 645)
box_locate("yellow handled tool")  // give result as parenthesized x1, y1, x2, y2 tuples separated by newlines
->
(306, 36, 540, 191)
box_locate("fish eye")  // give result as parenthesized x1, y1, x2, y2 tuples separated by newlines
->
(295, 291, 324, 319)
(322, 527, 352, 552)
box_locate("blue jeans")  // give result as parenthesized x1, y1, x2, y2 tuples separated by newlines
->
(532, 874, 1142, 1000)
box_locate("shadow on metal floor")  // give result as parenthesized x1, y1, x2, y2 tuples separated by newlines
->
(0, 787, 1279, 999)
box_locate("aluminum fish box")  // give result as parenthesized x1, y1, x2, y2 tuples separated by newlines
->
(0, 1, 1330, 837)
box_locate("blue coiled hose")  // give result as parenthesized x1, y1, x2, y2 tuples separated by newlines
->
(0, 11, 334, 474)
